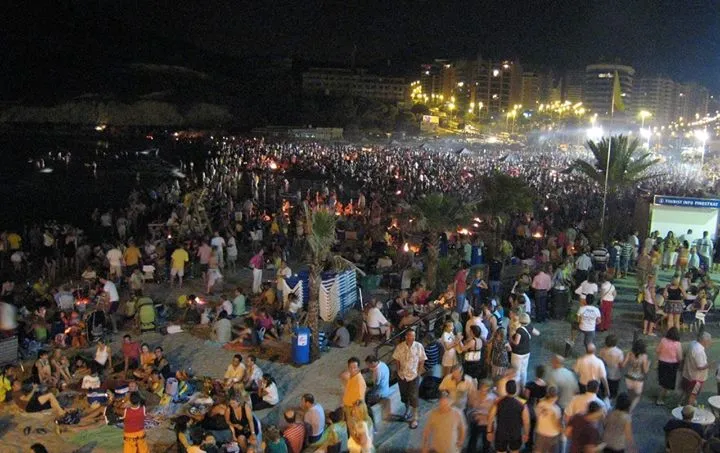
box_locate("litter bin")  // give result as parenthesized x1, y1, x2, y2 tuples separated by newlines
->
(292, 327, 311, 365)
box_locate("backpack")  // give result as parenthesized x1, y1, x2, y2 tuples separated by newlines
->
(419, 376, 441, 400)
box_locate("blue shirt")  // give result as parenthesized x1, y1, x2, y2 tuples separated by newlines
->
(373, 361, 392, 398)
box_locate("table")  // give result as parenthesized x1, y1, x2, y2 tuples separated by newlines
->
(672, 406, 716, 425)
(707, 395, 720, 419)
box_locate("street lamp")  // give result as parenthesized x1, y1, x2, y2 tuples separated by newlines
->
(694, 129, 709, 166)
(639, 110, 652, 129)
(640, 128, 651, 149)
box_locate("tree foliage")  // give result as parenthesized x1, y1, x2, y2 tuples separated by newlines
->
(568, 135, 660, 191)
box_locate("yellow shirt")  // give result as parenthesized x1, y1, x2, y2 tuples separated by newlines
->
(177, 295, 189, 309)
(224, 364, 246, 381)
(7, 233, 21, 250)
(124, 246, 141, 267)
(343, 372, 367, 407)
(171, 248, 189, 270)
(0, 375, 11, 402)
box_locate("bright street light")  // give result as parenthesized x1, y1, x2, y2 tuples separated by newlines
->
(638, 110, 652, 128)
(694, 129, 709, 166)
(587, 126, 604, 141)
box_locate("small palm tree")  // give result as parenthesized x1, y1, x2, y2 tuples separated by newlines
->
(478, 172, 535, 256)
(401, 193, 472, 290)
(569, 135, 660, 190)
(304, 205, 362, 360)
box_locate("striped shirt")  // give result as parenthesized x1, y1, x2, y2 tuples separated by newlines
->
(620, 242, 634, 258)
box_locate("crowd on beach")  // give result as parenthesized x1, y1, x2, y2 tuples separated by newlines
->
(0, 136, 720, 452)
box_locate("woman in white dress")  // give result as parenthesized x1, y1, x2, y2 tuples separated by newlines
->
(441, 321, 460, 376)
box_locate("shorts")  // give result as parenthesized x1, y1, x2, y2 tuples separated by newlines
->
(109, 264, 122, 276)
(398, 377, 419, 408)
(494, 433, 522, 452)
(200, 263, 209, 273)
(643, 302, 656, 322)
(682, 377, 704, 396)
(171, 267, 184, 277)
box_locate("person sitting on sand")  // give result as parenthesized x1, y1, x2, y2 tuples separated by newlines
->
(34, 350, 58, 388)
(11, 381, 66, 417)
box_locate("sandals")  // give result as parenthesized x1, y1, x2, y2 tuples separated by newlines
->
(23, 426, 31, 436)
(36, 428, 48, 434)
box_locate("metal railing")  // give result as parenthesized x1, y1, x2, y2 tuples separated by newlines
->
(374, 304, 447, 363)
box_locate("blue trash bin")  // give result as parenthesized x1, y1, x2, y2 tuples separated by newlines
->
(292, 327, 311, 365)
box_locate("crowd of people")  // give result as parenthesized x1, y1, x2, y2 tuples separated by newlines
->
(1, 135, 720, 453)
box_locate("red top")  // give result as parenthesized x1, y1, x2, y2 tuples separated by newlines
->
(124, 405, 145, 433)
(122, 342, 141, 359)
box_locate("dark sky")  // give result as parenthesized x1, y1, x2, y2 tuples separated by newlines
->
(3, 0, 720, 92)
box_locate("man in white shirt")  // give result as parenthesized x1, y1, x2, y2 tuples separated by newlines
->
(564, 380, 607, 422)
(100, 277, 120, 333)
(366, 300, 391, 339)
(573, 343, 610, 397)
(574, 250, 592, 281)
(392, 330, 427, 428)
(465, 307, 488, 342)
(576, 300, 601, 347)
(698, 231, 713, 272)
(210, 232, 226, 268)
(682, 332, 712, 405)
(106, 246, 123, 279)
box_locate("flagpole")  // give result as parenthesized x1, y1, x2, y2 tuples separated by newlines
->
(600, 78, 615, 239)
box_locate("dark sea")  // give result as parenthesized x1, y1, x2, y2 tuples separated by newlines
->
(0, 132, 206, 229)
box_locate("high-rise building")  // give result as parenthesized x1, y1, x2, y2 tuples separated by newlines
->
(562, 69, 585, 104)
(521, 70, 557, 107)
(633, 77, 675, 125)
(419, 59, 457, 103)
(301, 68, 407, 102)
(584, 64, 635, 117)
(475, 59, 523, 117)
(674, 83, 709, 121)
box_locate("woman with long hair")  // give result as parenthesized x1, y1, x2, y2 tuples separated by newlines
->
(622, 339, 650, 412)
(663, 277, 687, 331)
(460, 325, 484, 381)
(487, 327, 511, 380)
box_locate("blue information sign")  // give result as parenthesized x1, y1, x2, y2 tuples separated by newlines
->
(654, 196, 720, 209)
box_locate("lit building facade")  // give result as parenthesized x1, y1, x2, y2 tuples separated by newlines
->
(302, 68, 407, 102)
(633, 77, 675, 125)
(674, 83, 709, 121)
(584, 64, 635, 117)
(475, 59, 523, 117)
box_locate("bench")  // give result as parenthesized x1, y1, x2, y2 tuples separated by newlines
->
(368, 383, 401, 432)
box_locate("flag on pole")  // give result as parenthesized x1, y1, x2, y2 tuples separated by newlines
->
(612, 71, 625, 112)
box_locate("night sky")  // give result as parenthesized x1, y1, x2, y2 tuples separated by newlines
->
(3, 0, 719, 94)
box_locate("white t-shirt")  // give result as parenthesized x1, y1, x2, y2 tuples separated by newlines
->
(103, 281, 120, 302)
(565, 392, 607, 418)
(573, 354, 607, 385)
(599, 281, 616, 302)
(683, 341, 708, 382)
(226, 237, 237, 257)
(263, 382, 279, 405)
(367, 307, 389, 328)
(575, 281, 599, 298)
(221, 299, 233, 316)
(598, 346, 625, 381)
(106, 249, 123, 267)
(535, 399, 563, 437)
(577, 305, 601, 332)
(211, 236, 226, 254)
(465, 316, 488, 341)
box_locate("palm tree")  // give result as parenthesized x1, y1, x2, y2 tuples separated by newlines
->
(304, 205, 362, 360)
(567, 135, 660, 239)
(568, 135, 660, 190)
(478, 172, 535, 256)
(401, 193, 473, 290)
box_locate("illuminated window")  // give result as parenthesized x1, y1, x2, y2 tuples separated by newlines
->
(493, 69, 500, 77)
